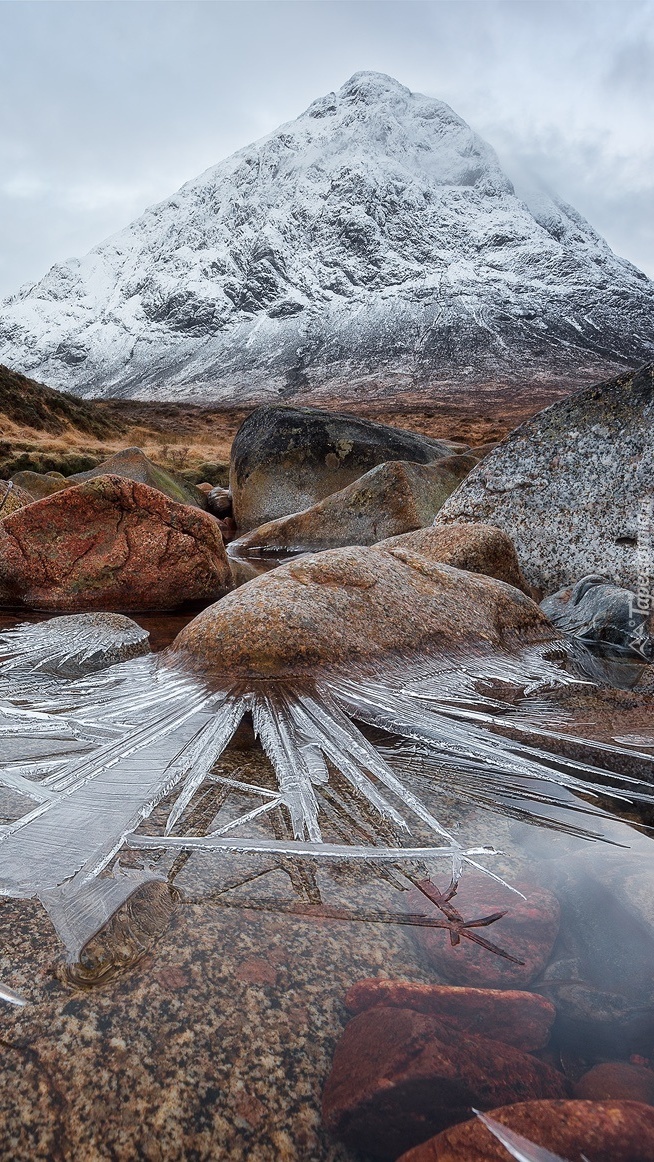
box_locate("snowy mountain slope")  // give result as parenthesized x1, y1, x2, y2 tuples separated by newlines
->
(0, 71, 653, 402)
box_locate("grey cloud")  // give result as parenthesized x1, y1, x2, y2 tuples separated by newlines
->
(0, 0, 652, 297)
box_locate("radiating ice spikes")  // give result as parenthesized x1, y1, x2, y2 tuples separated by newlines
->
(164, 695, 242, 835)
(251, 690, 322, 841)
(295, 688, 460, 843)
(473, 1109, 570, 1162)
(331, 675, 654, 816)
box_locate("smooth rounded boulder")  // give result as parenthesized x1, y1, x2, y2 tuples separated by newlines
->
(230, 404, 465, 530)
(67, 446, 208, 509)
(168, 542, 557, 682)
(378, 521, 532, 594)
(0, 474, 231, 612)
(321, 1006, 567, 1160)
(396, 1099, 654, 1161)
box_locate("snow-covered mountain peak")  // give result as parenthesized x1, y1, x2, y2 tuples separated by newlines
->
(0, 73, 652, 402)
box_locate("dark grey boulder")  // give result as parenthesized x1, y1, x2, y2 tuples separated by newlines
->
(436, 363, 654, 594)
(541, 575, 654, 659)
(230, 404, 465, 531)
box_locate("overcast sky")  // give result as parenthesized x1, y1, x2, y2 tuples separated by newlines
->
(0, 0, 652, 297)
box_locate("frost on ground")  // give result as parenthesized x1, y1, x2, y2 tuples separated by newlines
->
(0, 72, 652, 402)
(1, 613, 653, 1004)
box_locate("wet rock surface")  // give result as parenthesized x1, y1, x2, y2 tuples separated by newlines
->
(407, 876, 560, 988)
(541, 574, 654, 658)
(396, 1099, 654, 1161)
(0, 473, 231, 611)
(437, 362, 654, 592)
(574, 1062, 654, 1104)
(206, 485, 233, 519)
(378, 522, 532, 593)
(230, 404, 461, 531)
(344, 980, 556, 1050)
(231, 460, 461, 554)
(321, 1005, 567, 1160)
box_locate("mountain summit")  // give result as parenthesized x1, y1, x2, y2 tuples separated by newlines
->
(1, 71, 653, 402)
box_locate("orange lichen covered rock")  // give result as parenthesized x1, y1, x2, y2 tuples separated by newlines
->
(168, 543, 558, 682)
(378, 521, 532, 594)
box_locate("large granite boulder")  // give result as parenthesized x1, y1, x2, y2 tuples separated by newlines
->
(230, 460, 461, 554)
(68, 446, 208, 509)
(436, 363, 654, 593)
(230, 405, 464, 531)
(0, 474, 231, 612)
(168, 543, 558, 681)
(397, 1099, 654, 1162)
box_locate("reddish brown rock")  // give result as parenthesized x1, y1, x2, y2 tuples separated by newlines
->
(321, 1006, 567, 1160)
(396, 1099, 654, 1161)
(169, 544, 557, 682)
(406, 875, 560, 989)
(0, 474, 231, 612)
(344, 980, 556, 1051)
(378, 521, 532, 594)
(574, 1062, 654, 1104)
(0, 480, 34, 518)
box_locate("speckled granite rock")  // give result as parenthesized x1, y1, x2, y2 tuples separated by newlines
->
(231, 461, 461, 554)
(344, 980, 556, 1050)
(0, 474, 231, 611)
(436, 363, 654, 593)
(321, 1006, 567, 1159)
(406, 876, 560, 988)
(396, 1099, 654, 1162)
(377, 522, 532, 594)
(0, 847, 456, 1162)
(230, 405, 463, 531)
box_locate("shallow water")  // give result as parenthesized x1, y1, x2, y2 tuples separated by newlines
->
(1, 605, 653, 1160)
